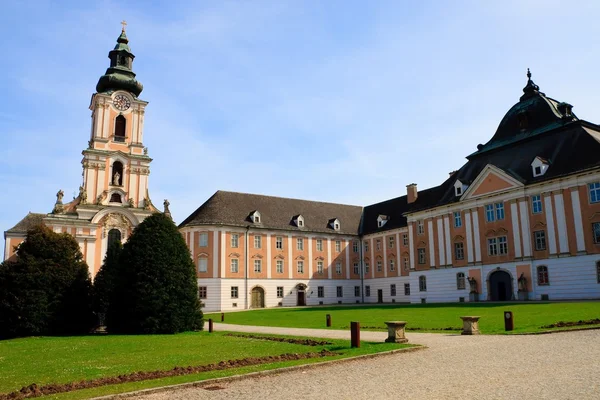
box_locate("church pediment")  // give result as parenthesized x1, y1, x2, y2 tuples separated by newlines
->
(461, 164, 523, 200)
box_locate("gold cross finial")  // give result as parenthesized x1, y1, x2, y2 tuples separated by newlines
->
(121, 20, 127, 32)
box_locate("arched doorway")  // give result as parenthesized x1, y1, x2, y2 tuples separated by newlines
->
(251, 286, 265, 308)
(489, 270, 513, 301)
(296, 283, 307, 306)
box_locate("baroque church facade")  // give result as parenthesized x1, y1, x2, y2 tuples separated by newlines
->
(4, 27, 167, 277)
(4, 30, 600, 313)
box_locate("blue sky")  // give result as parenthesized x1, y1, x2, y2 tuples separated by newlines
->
(1, 0, 600, 231)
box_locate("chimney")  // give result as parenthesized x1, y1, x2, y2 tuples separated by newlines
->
(406, 183, 418, 204)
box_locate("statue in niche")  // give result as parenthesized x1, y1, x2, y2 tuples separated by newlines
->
(79, 186, 87, 204)
(467, 277, 478, 294)
(518, 273, 528, 292)
(113, 171, 121, 186)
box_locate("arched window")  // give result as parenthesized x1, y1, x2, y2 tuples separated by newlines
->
(114, 115, 126, 142)
(456, 272, 466, 290)
(419, 275, 427, 292)
(109, 193, 122, 203)
(111, 161, 123, 186)
(107, 229, 121, 253)
(537, 266, 549, 285)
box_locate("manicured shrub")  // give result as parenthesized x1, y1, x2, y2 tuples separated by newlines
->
(106, 213, 203, 334)
(0, 225, 94, 339)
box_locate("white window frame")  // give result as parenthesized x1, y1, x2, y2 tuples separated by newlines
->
(388, 236, 394, 249)
(456, 273, 466, 290)
(335, 262, 342, 275)
(454, 211, 462, 228)
(403, 234, 408, 246)
(254, 259, 262, 273)
(377, 260, 382, 272)
(276, 260, 284, 274)
(276, 236, 283, 250)
(297, 238, 304, 251)
(353, 262, 359, 275)
(231, 286, 239, 298)
(297, 260, 304, 273)
(231, 233, 239, 248)
(199, 233, 208, 247)
(316, 239, 323, 252)
(198, 257, 208, 273)
(390, 259, 395, 271)
(590, 182, 600, 204)
(417, 248, 426, 264)
(419, 276, 427, 292)
(198, 286, 207, 299)
(230, 258, 239, 273)
(534, 230, 546, 251)
(454, 242, 464, 260)
(417, 220, 424, 235)
(317, 261, 324, 274)
(353, 241, 359, 253)
(335, 240, 341, 252)
(531, 195, 543, 214)
(254, 235, 262, 249)
(276, 286, 284, 298)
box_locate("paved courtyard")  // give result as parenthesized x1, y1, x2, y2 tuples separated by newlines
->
(132, 324, 600, 400)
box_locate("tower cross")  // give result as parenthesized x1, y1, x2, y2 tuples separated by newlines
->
(121, 20, 127, 32)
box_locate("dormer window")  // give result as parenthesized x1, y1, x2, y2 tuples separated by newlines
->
(250, 211, 261, 224)
(454, 179, 468, 197)
(293, 215, 305, 228)
(377, 215, 389, 228)
(329, 218, 340, 231)
(531, 157, 549, 178)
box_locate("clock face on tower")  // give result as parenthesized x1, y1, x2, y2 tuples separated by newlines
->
(113, 94, 131, 111)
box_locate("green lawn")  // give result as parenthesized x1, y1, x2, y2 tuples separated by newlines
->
(0, 332, 410, 399)
(207, 301, 600, 334)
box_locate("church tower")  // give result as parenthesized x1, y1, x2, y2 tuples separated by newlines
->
(4, 24, 166, 276)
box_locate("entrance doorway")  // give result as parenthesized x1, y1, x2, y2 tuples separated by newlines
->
(489, 270, 513, 301)
(251, 286, 265, 308)
(296, 283, 307, 306)
(377, 289, 383, 303)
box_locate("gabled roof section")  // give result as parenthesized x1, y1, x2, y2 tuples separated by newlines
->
(179, 191, 362, 235)
(461, 164, 524, 200)
(5, 213, 46, 234)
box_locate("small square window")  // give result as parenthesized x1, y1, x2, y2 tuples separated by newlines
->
(277, 286, 284, 298)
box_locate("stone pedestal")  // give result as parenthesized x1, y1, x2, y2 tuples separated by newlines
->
(384, 321, 408, 343)
(469, 292, 479, 302)
(518, 291, 529, 301)
(460, 316, 481, 335)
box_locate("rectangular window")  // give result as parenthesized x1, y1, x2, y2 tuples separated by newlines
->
(456, 273, 466, 290)
(365, 286, 371, 297)
(365, 263, 370, 274)
(230, 259, 239, 273)
(231, 234, 239, 248)
(318, 286, 324, 298)
(403, 256, 410, 270)
(198, 258, 208, 273)
(534, 231, 546, 251)
(485, 204, 495, 222)
(254, 235, 261, 249)
(277, 286, 284, 298)
(495, 203, 505, 220)
(391, 284, 396, 297)
(297, 238, 304, 251)
(593, 222, 600, 244)
(335, 262, 342, 275)
(488, 237, 498, 256)
(317, 261, 324, 274)
(488, 236, 508, 255)
(418, 248, 426, 264)
(537, 266, 549, 285)
(316, 239, 323, 251)
(336, 286, 343, 298)
(198, 286, 207, 299)
(454, 211, 462, 228)
(276, 260, 284, 274)
(335, 240, 341, 252)
(403, 234, 408, 246)
(389, 236, 395, 249)
(404, 283, 410, 296)
(376, 239, 381, 251)
(377, 260, 382, 272)
(364, 241, 369, 252)
(276, 236, 283, 250)
(454, 242, 464, 260)
(589, 182, 600, 203)
(254, 259, 262, 273)
(231, 286, 238, 298)
(353, 241, 359, 253)
(596, 261, 600, 284)
(199, 233, 208, 247)
(354, 286, 360, 297)
(419, 276, 427, 292)
(297, 261, 304, 273)
(498, 236, 508, 255)
(390, 259, 395, 271)
(531, 195, 543, 214)
(353, 262, 359, 275)
(417, 220, 424, 235)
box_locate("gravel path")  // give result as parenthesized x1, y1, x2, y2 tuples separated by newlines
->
(131, 324, 600, 400)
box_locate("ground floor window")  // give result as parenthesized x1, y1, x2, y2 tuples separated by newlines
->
(456, 272, 465, 290)
(231, 286, 239, 298)
(198, 286, 207, 299)
(277, 286, 284, 298)
(365, 285, 371, 297)
(593, 223, 600, 243)
(404, 283, 410, 296)
(318, 286, 324, 298)
(390, 284, 396, 296)
(537, 266, 549, 285)
(419, 275, 427, 292)
(354, 286, 360, 297)
(336, 286, 343, 297)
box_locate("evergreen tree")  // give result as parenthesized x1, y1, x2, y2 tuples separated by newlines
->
(107, 213, 203, 334)
(92, 239, 122, 326)
(0, 225, 94, 339)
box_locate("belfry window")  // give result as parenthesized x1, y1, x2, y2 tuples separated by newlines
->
(111, 161, 123, 186)
(114, 115, 126, 142)
(109, 193, 122, 203)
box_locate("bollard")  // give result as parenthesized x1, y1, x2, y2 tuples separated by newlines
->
(504, 311, 514, 331)
(326, 314, 331, 327)
(208, 318, 213, 333)
(221, 312, 224, 322)
(350, 321, 360, 348)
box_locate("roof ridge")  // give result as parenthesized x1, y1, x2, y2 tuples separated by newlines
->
(216, 190, 362, 208)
